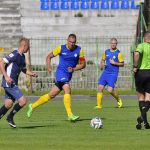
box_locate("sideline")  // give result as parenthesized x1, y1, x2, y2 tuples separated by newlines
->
(0, 95, 137, 101)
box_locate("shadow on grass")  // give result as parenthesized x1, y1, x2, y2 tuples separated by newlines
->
(76, 117, 106, 122)
(103, 106, 137, 109)
(18, 124, 55, 129)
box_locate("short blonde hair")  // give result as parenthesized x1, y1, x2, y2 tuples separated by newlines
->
(110, 38, 118, 44)
(19, 37, 29, 45)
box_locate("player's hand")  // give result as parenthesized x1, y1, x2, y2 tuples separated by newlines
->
(32, 72, 38, 78)
(100, 66, 104, 71)
(68, 67, 74, 73)
(5, 76, 13, 84)
(100, 65, 105, 70)
(109, 59, 116, 65)
(133, 68, 138, 74)
(47, 67, 52, 74)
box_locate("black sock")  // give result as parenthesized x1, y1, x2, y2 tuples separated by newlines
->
(0, 105, 9, 119)
(8, 103, 22, 118)
(139, 101, 150, 124)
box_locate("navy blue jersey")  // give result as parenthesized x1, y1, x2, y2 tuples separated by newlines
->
(2, 50, 27, 87)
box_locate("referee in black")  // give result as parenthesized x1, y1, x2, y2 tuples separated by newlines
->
(133, 31, 150, 129)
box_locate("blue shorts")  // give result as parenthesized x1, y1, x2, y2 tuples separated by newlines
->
(55, 69, 72, 82)
(98, 71, 118, 88)
(4, 86, 23, 101)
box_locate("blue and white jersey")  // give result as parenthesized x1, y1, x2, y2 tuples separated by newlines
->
(103, 49, 123, 74)
(52, 45, 81, 82)
(2, 50, 27, 87)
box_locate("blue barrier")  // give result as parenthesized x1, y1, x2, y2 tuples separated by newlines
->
(71, 2, 80, 10)
(81, 1, 90, 10)
(61, 2, 69, 10)
(40, 0, 140, 11)
(51, 2, 59, 10)
(40, 2, 49, 10)
(121, 0, 129, 9)
(111, 0, 119, 9)
(91, 1, 99, 9)
(41, 0, 49, 2)
(101, 0, 109, 9)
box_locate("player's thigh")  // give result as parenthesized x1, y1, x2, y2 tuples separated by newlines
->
(145, 93, 150, 101)
(62, 83, 71, 94)
(137, 92, 145, 100)
(107, 86, 114, 93)
(49, 85, 61, 98)
(98, 85, 105, 92)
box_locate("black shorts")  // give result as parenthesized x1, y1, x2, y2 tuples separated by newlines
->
(55, 81, 69, 90)
(135, 70, 150, 93)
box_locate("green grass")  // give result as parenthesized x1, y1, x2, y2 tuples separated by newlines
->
(0, 89, 137, 96)
(0, 99, 149, 150)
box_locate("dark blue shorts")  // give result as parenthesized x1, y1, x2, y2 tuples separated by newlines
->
(98, 71, 118, 89)
(4, 86, 23, 101)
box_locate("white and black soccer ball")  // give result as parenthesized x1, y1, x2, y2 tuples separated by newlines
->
(90, 117, 103, 129)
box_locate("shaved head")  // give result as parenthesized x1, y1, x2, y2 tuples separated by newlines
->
(144, 31, 150, 42)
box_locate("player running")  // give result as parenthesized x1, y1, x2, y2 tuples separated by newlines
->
(0, 38, 38, 128)
(95, 38, 124, 109)
(27, 34, 86, 122)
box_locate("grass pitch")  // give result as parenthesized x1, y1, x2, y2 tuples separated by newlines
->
(0, 98, 150, 150)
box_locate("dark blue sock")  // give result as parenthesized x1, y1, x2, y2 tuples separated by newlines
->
(0, 105, 9, 119)
(8, 103, 22, 118)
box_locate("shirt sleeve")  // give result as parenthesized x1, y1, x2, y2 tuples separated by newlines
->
(136, 43, 143, 54)
(118, 52, 124, 62)
(3, 52, 16, 64)
(79, 49, 85, 58)
(102, 53, 106, 61)
(52, 45, 61, 56)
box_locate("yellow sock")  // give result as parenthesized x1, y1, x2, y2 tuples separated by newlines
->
(111, 90, 120, 102)
(32, 94, 51, 109)
(63, 94, 73, 117)
(97, 92, 103, 107)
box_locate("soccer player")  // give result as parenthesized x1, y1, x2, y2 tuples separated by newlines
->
(95, 38, 124, 109)
(0, 38, 38, 128)
(134, 31, 150, 129)
(27, 34, 86, 121)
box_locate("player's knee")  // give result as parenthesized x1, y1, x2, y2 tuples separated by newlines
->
(5, 103, 13, 109)
(107, 89, 113, 94)
(18, 97, 27, 107)
(49, 94, 55, 99)
(5, 100, 13, 109)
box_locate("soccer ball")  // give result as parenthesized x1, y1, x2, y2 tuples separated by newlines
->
(90, 117, 103, 129)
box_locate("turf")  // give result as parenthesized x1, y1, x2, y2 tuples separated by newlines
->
(0, 99, 149, 150)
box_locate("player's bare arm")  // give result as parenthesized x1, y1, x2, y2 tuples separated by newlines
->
(109, 59, 124, 67)
(0, 59, 13, 84)
(100, 59, 105, 70)
(26, 70, 38, 77)
(46, 52, 55, 74)
(133, 51, 140, 73)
